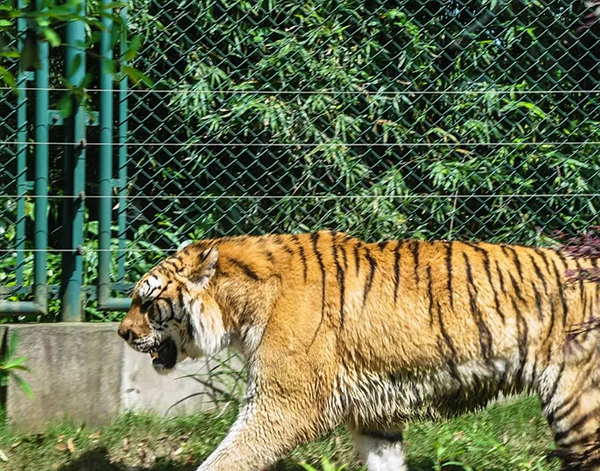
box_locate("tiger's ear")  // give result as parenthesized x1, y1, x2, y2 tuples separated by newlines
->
(190, 246, 219, 288)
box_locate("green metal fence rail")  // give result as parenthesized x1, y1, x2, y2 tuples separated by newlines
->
(0, 0, 599, 321)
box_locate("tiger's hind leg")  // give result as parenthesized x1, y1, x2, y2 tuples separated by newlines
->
(350, 428, 407, 471)
(540, 350, 600, 470)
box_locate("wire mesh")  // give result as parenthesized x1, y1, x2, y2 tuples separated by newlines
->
(0, 0, 599, 320)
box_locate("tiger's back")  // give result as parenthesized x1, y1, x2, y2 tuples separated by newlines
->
(268, 233, 599, 425)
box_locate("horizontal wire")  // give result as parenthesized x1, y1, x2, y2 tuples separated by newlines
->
(1, 194, 600, 200)
(2, 141, 600, 147)
(0, 248, 178, 253)
(2, 86, 600, 95)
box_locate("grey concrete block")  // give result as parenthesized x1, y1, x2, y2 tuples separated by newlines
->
(4, 323, 122, 431)
(122, 348, 244, 416)
(3, 323, 245, 431)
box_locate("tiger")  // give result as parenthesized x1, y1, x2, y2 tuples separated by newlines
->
(118, 230, 600, 471)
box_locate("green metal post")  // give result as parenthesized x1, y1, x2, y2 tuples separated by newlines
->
(61, 0, 86, 321)
(97, 0, 113, 309)
(114, 6, 131, 310)
(15, 0, 27, 288)
(97, 5, 130, 312)
(33, 0, 49, 315)
(0, 0, 47, 316)
(117, 6, 129, 286)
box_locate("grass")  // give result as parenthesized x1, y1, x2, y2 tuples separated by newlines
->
(0, 395, 560, 471)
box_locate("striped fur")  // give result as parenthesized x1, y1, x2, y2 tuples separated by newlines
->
(119, 231, 600, 471)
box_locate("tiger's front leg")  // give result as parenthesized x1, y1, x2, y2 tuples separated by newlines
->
(196, 395, 323, 471)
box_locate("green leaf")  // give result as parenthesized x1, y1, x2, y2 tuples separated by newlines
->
(12, 373, 34, 398)
(6, 331, 18, 359)
(124, 34, 142, 61)
(42, 27, 61, 46)
(121, 65, 153, 87)
(2, 356, 28, 369)
(58, 94, 73, 118)
(0, 66, 15, 89)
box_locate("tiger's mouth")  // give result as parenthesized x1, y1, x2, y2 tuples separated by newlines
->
(148, 338, 177, 370)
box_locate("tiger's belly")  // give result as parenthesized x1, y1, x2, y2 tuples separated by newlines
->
(333, 354, 527, 429)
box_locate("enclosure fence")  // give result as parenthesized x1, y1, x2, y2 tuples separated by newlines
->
(0, 0, 599, 321)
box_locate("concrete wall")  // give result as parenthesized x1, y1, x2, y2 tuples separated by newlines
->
(1, 323, 244, 431)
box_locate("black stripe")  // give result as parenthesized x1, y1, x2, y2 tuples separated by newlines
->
(464, 252, 493, 358)
(229, 258, 260, 281)
(332, 234, 346, 328)
(551, 258, 569, 326)
(273, 234, 283, 245)
(513, 297, 529, 383)
(531, 356, 539, 385)
(554, 411, 599, 443)
(530, 254, 549, 296)
(575, 257, 585, 302)
(504, 245, 523, 280)
(555, 430, 600, 449)
(393, 241, 401, 304)
(157, 299, 173, 322)
(495, 260, 506, 294)
(378, 240, 389, 251)
(437, 301, 457, 361)
(162, 259, 181, 272)
(360, 430, 403, 443)
(264, 250, 275, 264)
(311, 233, 327, 319)
(145, 279, 172, 302)
(282, 244, 295, 256)
(354, 243, 361, 276)
(553, 398, 582, 424)
(186, 318, 195, 339)
(544, 359, 565, 408)
(362, 248, 377, 309)
(410, 241, 420, 285)
(537, 249, 552, 277)
(509, 272, 526, 304)
(427, 266, 435, 326)
(546, 295, 557, 351)
(292, 235, 308, 283)
(532, 283, 544, 320)
(178, 289, 185, 311)
(340, 245, 348, 271)
(555, 249, 570, 271)
(446, 242, 453, 308)
(166, 297, 176, 320)
(477, 245, 504, 321)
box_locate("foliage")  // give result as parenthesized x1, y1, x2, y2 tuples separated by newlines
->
(1, 0, 600, 320)
(301, 456, 347, 471)
(0, 396, 559, 471)
(0, 0, 147, 94)
(121, 0, 600, 247)
(0, 331, 32, 398)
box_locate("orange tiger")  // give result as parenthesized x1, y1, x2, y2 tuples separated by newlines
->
(118, 231, 600, 471)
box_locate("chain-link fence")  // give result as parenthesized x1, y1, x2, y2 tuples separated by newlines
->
(1, 0, 599, 321)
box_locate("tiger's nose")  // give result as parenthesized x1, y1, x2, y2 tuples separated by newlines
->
(118, 326, 131, 342)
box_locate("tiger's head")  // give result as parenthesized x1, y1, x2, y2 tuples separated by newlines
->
(118, 245, 228, 373)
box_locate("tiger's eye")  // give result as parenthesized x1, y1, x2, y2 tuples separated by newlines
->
(142, 300, 153, 312)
